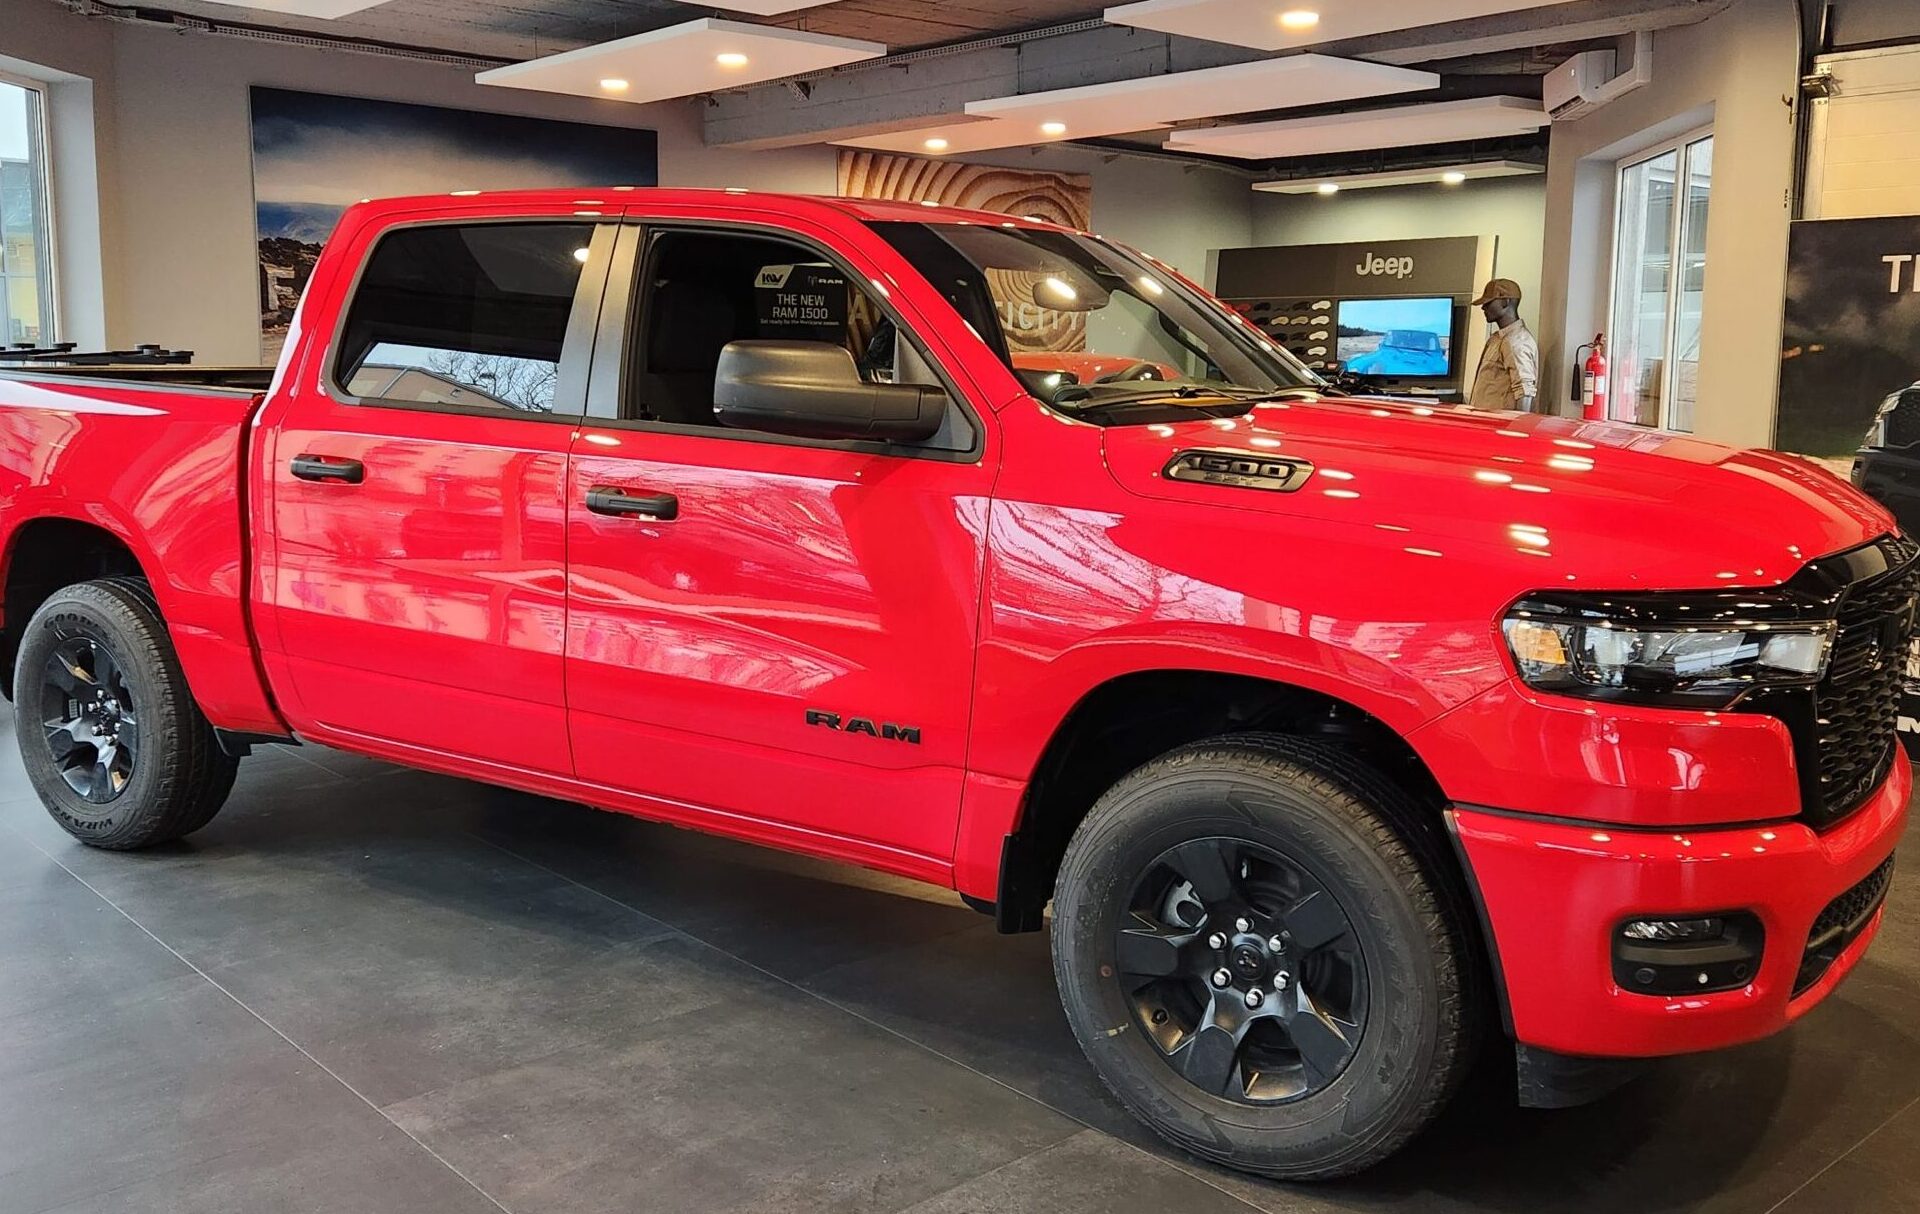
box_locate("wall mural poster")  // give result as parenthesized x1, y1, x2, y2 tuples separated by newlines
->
(1776, 216, 1920, 473)
(249, 87, 659, 362)
(836, 150, 1093, 355)
(1775, 215, 1920, 758)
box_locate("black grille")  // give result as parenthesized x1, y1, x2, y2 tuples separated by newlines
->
(1805, 541, 1920, 824)
(1794, 854, 1895, 995)
(1883, 388, 1920, 449)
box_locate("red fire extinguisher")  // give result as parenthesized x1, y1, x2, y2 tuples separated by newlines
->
(1582, 334, 1609, 421)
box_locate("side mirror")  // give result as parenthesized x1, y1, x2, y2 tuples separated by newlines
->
(714, 341, 945, 444)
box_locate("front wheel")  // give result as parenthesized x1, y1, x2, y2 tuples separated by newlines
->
(15, 579, 238, 849)
(1051, 734, 1474, 1180)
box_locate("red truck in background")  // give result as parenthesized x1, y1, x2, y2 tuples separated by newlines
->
(0, 190, 1908, 1180)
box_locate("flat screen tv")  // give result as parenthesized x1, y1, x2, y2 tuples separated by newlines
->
(1336, 297, 1456, 379)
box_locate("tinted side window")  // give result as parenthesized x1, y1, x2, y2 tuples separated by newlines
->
(336, 223, 593, 414)
(632, 230, 934, 429)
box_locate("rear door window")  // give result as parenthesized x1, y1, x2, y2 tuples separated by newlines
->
(334, 223, 596, 415)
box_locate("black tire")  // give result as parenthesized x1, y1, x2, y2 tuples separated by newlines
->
(1051, 733, 1474, 1180)
(14, 578, 239, 849)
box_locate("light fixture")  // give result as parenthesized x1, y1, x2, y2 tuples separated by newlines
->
(716, 51, 751, 67)
(923, 137, 950, 152)
(599, 78, 630, 92)
(1040, 120, 1069, 137)
(1253, 160, 1543, 194)
(1278, 9, 1320, 30)
(1316, 181, 1340, 195)
(573, 247, 591, 263)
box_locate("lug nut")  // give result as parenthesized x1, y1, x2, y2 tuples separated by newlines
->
(1234, 917, 1252, 933)
(1273, 972, 1291, 991)
(1267, 935, 1285, 953)
(1207, 933, 1226, 950)
(1244, 989, 1264, 1009)
(1210, 968, 1232, 989)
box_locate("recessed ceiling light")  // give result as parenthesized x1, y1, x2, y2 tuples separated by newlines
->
(1040, 121, 1069, 137)
(1442, 170, 1468, 184)
(599, 78, 629, 92)
(924, 137, 950, 152)
(1316, 181, 1340, 195)
(1279, 10, 1320, 31)
(716, 51, 750, 67)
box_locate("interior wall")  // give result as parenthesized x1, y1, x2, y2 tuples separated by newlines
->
(1538, 0, 1800, 447)
(1826, 0, 1920, 49)
(2, 3, 1257, 366)
(1, 3, 837, 363)
(1250, 174, 1547, 314)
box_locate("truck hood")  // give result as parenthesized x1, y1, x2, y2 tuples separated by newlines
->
(1102, 396, 1896, 591)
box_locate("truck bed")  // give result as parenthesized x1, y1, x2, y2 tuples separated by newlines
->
(0, 365, 274, 392)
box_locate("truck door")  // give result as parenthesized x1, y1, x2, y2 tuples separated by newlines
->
(257, 218, 614, 773)
(564, 224, 992, 864)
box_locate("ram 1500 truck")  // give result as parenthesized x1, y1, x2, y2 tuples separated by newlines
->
(0, 191, 1908, 1180)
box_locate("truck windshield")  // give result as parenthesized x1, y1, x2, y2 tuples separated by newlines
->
(871, 221, 1319, 416)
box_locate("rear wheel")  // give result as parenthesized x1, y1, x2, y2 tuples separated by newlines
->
(15, 579, 238, 849)
(1051, 734, 1473, 1180)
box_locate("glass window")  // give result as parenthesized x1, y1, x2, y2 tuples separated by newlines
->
(873, 221, 1316, 418)
(0, 80, 55, 348)
(1608, 131, 1712, 431)
(335, 223, 594, 414)
(630, 229, 946, 429)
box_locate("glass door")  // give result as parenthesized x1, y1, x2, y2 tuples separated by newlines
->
(0, 77, 55, 347)
(1608, 130, 1713, 431)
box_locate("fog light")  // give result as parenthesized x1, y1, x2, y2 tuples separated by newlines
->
(1613, 911, 1764, 996)
(1622, 917, 1725, 942)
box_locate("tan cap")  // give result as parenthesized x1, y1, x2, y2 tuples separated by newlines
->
(1471, 278, 1523, 307)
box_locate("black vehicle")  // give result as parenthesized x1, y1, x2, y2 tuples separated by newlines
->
(1851, 380, 1920, 753)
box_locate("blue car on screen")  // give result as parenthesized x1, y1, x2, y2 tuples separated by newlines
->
(1345, 329, 1451, 377)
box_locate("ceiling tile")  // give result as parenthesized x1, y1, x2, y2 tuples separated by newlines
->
(1166, 95, 1550, 160)
(841, 54, 1436, 155)
(1106, 0, 1572, 52)
(475, 18, 887, 105)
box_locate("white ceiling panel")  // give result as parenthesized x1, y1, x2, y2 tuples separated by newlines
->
(704, 0, 840, 12)
(476, 19, 886, 106)
(1254, 160, 1543, 193)
(1166, 96, 1549, 160)
(839, 54, 1436, 155)
(1105, 0, 1572, 52)
(217, 0, 392, 15)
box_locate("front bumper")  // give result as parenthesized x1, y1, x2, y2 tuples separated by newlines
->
(1451, 756, 1908, 1058)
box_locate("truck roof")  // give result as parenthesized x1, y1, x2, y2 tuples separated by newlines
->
(340, 188, 1076, 233)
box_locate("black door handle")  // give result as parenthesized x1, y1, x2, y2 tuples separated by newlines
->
(586, 487, 679, 521)
(290, 454, 365, 484)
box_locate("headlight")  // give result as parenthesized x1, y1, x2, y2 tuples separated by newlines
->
(1503, 597, 1835, 707)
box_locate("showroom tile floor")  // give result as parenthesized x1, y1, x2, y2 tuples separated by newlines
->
(2, 711, 1918, 1214)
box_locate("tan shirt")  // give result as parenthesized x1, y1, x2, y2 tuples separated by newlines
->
(1469, 319, 1540, 411)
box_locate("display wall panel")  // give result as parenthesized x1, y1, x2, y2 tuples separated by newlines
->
(1805, 45, 1920, 220)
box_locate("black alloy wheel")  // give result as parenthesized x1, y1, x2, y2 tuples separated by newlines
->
(1115, 835, 1366, 1104)
(42, 636, 140, 803)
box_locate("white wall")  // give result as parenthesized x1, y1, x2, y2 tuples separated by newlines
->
(0, 3, 1258, 365)
(1, 3, 838, 363)
(1250, 174, 1547, 313)
(1538, 0, 1800, 447)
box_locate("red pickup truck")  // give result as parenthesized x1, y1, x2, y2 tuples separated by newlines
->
(0, 190, 1907, 1179)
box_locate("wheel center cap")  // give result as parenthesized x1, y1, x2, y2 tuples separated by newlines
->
(1230, 943, 1267, 979)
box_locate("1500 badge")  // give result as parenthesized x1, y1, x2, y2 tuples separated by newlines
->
(1163, 449, 1315, 493)
(806, 710, 921, 745)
